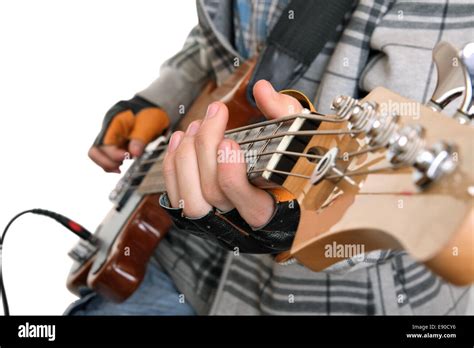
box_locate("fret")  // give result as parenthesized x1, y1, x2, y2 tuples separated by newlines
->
(244, 126, 265, 169)
(137, 150, 167, 195)
(250, 117, 312, 184)
(222, 118, 308, 185)
(248, 122, 282, 174)
(226, 128, 248, 143)
(137, 116, 316, 195)
(225, 124, 265, 168)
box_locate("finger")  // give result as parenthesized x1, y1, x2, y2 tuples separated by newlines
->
(129, 107, 170, 146)
(253, 79, 303, 119)
(101, 145, 128, 162)
(103, 110, 135, 148)
(128, 139, 146, 158)
(194, 102, 233, 211)
(174, 121, 212, 218)
(162, 131, 184, 208)
(217, 139, 275, 228)
(88, 146, 122, 173)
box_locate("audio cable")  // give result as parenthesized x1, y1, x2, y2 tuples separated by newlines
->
(0, 209, 95, 316)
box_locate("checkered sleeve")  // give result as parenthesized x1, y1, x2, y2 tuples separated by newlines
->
(136, 24, 213, 127)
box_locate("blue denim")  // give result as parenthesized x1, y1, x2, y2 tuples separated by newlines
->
(64, 258, 196, 316)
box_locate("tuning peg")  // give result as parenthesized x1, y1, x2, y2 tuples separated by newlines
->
(453, 42, 474, 124)
(427, 42, 466, 112)
(331, 95, 358, 120)
(387, 124, 425, 166)
(412, 142, 458, 189)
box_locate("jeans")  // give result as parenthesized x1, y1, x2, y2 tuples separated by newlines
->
(64, 258, 196, 315)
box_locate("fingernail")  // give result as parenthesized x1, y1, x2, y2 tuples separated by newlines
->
(129, 144, 140, 155)
(186, 121, 200, 136)
(168, 132, 183, 152)
(205, 103, 219, 119)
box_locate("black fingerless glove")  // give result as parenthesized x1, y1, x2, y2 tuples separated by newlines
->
(158, 193, 300, 254)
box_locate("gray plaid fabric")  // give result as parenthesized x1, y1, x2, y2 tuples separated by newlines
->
(138, 0, 473, 315)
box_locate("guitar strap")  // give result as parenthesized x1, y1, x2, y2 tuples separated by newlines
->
(247, 0, 354, 104)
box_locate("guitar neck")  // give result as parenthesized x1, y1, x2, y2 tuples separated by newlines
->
(136, 112, 319, 195)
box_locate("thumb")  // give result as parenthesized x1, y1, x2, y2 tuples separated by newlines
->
(128, 139, 146, 158)
(128, 107, 170, 157)
(253, 80, 303, 119)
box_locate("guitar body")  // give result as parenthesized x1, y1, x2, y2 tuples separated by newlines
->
(67, 194, 170, 302)
(67, 58, 262, 302)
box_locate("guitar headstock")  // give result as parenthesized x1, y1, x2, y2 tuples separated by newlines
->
(281, 87, 473, 285)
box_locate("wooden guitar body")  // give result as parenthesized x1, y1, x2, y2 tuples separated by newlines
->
(67, 193, 170, 302)
(67, 58, 261, 302)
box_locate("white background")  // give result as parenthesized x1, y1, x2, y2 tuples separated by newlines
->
(0, 0, 472, 316)
(0, 0, 197, 315)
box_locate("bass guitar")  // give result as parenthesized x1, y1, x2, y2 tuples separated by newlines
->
(67, 43, 474, 302)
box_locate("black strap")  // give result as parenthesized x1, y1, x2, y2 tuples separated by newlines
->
(247, 0, 354, 104)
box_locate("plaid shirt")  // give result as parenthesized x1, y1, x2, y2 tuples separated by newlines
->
(137, 0, 473, 315)
(233, 0, 289, 58)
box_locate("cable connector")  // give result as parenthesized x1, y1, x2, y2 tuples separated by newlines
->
(1, 208, 95, 316)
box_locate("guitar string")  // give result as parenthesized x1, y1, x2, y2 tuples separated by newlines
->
(247, 120, 283, 174)
(224, 112, 343, 135)
(256, 149, 323, 160)
(127, 128, 363, 180)
(132, 144, 387, 181)
(138, 145, 385, 169)
(247, 168, 311, 179)
(245, 145, 384, 161)
(324, 165, 408, 179)
(128, 149, 322, 179)
(340, 145, 384, 159)
(137, 112, 344, 164)
(132, 125, 361, 171)
(247, 165, 406, 180)
(131, 155, 397, 183)
(133, 165, 404, 189)
(121, 115, 383, 187)
(237, 129, 361, 146)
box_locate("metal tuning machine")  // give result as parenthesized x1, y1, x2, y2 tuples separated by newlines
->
(331, 96, 458, 190)
(428, 41, 474, 124)
(453, 43, 474, 123)
(428, 41, 466, 112)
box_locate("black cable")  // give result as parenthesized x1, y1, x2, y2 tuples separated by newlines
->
(0, 209, 95, 316)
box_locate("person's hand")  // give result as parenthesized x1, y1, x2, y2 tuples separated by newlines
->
(163, 79, 304, 228)
(88, 96, 169, 173)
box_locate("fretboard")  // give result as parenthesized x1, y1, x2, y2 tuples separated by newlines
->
(136, 116, 312, 195)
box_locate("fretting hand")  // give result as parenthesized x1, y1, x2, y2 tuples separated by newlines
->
(163, 79, 303, 229)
